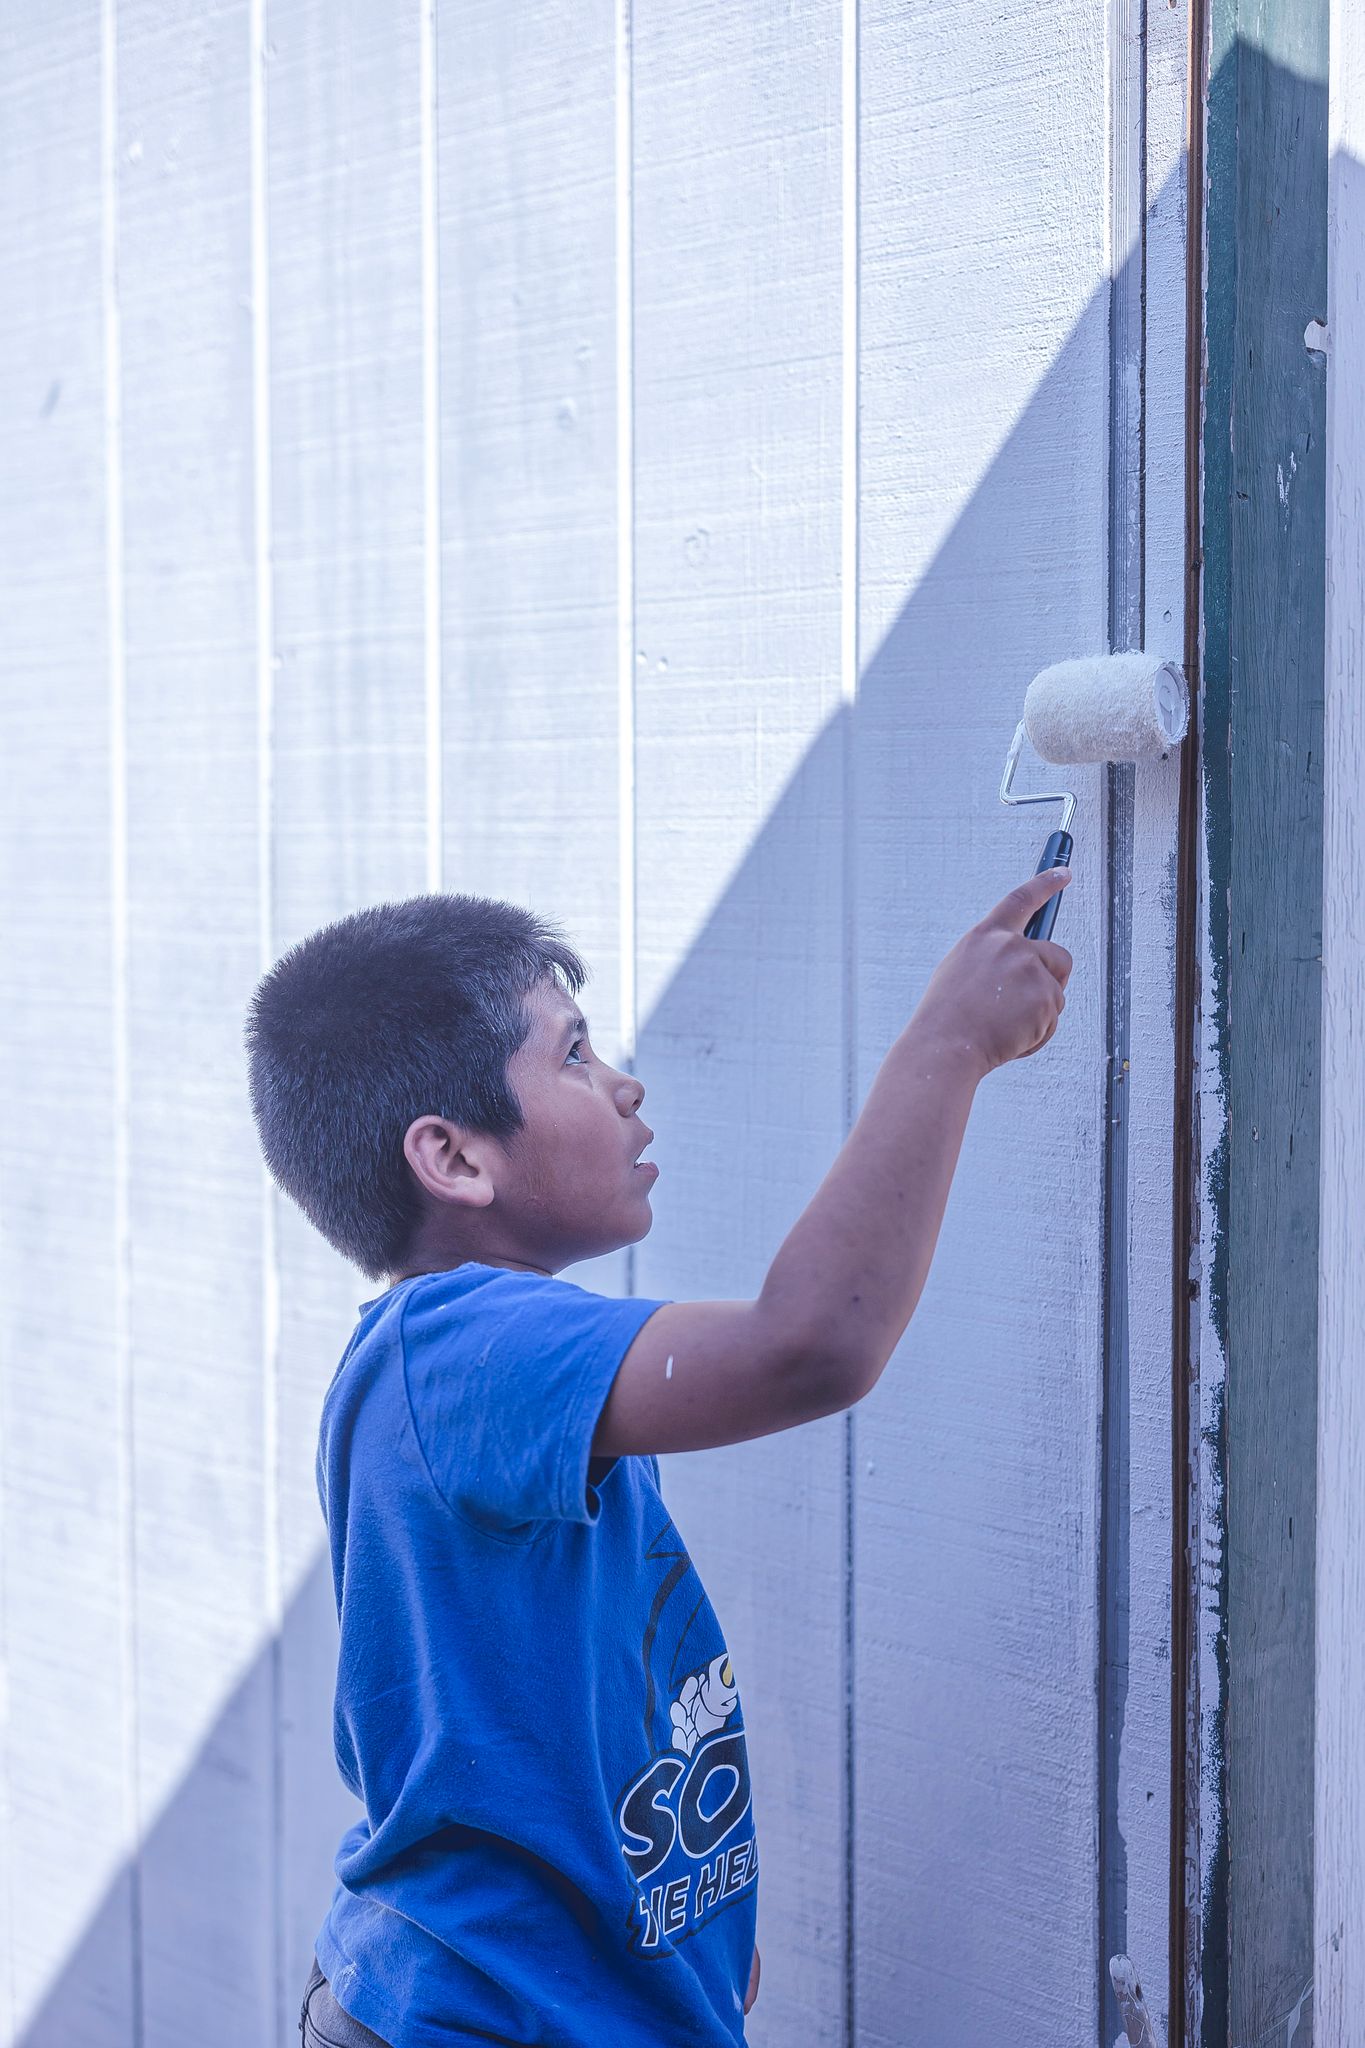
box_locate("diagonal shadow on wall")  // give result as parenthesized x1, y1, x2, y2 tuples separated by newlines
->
(10, 91, 1245, 2042)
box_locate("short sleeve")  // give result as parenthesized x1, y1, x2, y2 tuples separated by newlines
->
(400, 1266, 670, 1535)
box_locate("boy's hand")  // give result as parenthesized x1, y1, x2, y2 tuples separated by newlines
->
(744, 1944, 760, 2014)
(911, 867, 1073, 1078)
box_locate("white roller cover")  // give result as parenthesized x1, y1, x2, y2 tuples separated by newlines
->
(1022, 654, 1189, 764)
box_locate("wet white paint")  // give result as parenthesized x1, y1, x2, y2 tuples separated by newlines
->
(1193, 744, 1230, 2043)
(1284, 1975, 1313, 2048)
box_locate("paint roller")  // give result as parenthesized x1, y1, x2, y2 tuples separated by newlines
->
(999, 654, 1190, 939)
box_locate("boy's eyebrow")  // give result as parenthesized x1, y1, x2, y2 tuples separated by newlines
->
(559, 1013, 589, 1044)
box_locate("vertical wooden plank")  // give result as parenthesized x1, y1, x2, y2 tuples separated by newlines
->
(1098, 0, 1148, 2015)
(437, 0, 628, 1295)
(1109, 2, 1191, 2034)
(1317, 7, 1364, 2035)
(264, 1, 428, 2031)
(0, 9, 136, 2042)
(116, 6, 274, 2037)
(1201, 9, 1327, 2040)
(630, 5, 846, 2040)
(853, 2, 1108, 2039)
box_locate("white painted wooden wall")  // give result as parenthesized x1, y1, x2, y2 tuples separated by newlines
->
(0, 6, 1192, 2044)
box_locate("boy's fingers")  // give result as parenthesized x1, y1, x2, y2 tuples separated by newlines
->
(982, 866, 1073, 933)
(1033, 939, 1072, 987)
(1020, 1016, 1059, 1057)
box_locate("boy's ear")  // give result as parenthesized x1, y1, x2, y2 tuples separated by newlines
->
(402, 1117, 497, 1210)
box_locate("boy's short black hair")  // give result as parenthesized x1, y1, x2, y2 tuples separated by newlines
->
(244, 893, 586, 1283)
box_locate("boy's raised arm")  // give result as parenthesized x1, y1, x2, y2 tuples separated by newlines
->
(591, 867, 1072, 1458)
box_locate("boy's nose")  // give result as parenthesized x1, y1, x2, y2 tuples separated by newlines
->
(617, 1072, 645, 1112)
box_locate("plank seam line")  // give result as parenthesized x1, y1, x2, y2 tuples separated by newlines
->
(102, 0, 143, 2038)
(421, 0, 443, 895)
(840, 0, 860, 2039)
(616, 0, 637, 1296)
(248, 1, 284, 2035)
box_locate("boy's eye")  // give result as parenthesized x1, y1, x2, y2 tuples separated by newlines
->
(566, 1038, 586, 1065)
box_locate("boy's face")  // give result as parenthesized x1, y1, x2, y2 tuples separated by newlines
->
(497, 979, 658, 1269)
(399, 976, 657, 1278)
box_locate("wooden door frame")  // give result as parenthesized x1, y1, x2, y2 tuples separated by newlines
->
(1179, 3, 1329, 2042)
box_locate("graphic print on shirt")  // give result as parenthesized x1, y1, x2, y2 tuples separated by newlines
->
(614, 1514, 759, 1955)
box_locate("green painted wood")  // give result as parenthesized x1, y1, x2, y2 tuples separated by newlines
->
(1200, 9, 1328, 2044)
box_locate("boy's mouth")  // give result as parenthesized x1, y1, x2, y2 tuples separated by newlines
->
(632, 1130, 658, 1177)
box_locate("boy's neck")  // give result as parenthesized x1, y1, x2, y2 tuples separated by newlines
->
(390, 1252, 553, 1284)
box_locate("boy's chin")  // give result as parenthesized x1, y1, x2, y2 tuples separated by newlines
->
(560, 1208, 653, 1270)
(607, 1204, 655, 1254)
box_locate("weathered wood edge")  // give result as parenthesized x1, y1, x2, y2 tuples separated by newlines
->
(1200, 9, 1329, 2043)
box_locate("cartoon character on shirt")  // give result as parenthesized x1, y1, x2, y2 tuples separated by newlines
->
(614, 1515, 758, 1955)
(671, 1653, 739, 1755)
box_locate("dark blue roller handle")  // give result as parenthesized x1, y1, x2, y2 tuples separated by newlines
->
(1025, 830, 1073, 941)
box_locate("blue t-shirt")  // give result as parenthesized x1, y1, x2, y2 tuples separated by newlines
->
(313, 1262, 759, 2047)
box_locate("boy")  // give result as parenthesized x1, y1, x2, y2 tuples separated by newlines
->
(245, 865, 1071, 2048)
